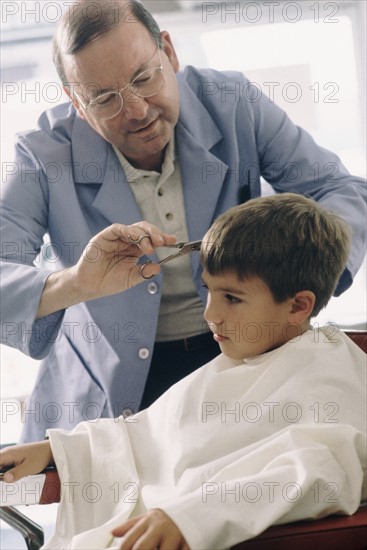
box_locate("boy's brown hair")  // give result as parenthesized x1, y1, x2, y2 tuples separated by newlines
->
(201, 193, 352, 316)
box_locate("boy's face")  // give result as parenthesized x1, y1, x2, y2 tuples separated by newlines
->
(202, 270, 295, 360)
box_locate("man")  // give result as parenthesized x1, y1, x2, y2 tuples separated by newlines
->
(1, 0, 366, 442)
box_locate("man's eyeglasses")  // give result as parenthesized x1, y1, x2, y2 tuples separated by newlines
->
(74, 48, 164, 120)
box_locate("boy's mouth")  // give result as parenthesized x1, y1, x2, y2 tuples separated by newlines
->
(213, 333, 229, 343)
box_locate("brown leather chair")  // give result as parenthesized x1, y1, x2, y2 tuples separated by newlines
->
(232, 504, 367, 550)
(1, 331, 366, 550)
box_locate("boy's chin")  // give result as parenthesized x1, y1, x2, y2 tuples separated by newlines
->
(221, 342, 281, 361)
(219, 344, 248, 361)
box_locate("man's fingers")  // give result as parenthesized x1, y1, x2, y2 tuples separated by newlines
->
(129, 222, 177, 252)
(94, 223, 176, 258)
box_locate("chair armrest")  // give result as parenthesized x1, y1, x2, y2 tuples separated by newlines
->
(0, 469, 59, 549)
(231, 505, 367, 550)
(39, 468, 60, 504)
(1, 466, 59, 506)
(344, 330, 367, 353)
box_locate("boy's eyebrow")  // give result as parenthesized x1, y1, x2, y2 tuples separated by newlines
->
(218, 286, 248, 295)
(201, 276, 248, 295)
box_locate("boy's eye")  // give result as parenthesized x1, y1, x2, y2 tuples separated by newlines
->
(225, 293, 241, 304)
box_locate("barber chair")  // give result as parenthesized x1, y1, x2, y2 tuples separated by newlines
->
(1, 331, 366, 550)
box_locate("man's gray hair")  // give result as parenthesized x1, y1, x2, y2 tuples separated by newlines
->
(53, 0, 162, 85)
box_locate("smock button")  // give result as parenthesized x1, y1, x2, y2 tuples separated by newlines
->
(122, 408, 134, 418)
(165, 213, 173, 221)
(147, 282, 158, 294)
(138, 348, 150, 360)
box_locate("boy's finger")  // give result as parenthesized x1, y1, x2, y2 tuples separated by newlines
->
(0, 453, 18, 477)
(0, 455, 15, 468)
(111, 515, 142, 536)
(1, 463, 36, 483)
(2, 469, 15, 482)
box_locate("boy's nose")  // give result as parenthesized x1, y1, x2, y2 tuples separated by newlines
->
(204, 297, 222, 327)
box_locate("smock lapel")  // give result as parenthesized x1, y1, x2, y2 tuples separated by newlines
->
(176, 74, 228, 276)
(91, 147, 143, 225)
(71, 115, 142, 225)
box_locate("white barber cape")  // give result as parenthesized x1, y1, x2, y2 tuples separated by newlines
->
(44, 329, 366, 550)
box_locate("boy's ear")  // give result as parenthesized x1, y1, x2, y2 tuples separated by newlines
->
(289, 291, 316, 323)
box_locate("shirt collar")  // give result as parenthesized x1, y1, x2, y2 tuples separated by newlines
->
(112, 138, 176, 183)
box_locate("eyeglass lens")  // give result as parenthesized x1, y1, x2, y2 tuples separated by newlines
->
(88, 66, 165, 120)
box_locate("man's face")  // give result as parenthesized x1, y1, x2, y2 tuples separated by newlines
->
(203, 270, 295, 360)
(64, 22, 180, 171)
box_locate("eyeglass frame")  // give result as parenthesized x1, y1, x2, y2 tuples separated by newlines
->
(73, 47, 164, 120)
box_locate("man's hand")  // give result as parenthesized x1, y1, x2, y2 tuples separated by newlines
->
(0, 441, 54, 482)
(36, 222, 177, 319)
(70, 222, 176, 299)
(112, 508, 190, 550)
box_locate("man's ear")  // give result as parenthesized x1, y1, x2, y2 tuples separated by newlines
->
(160, 31, 180, 73)
(63, 85, 86, 120)
(289, 291, 316, 324)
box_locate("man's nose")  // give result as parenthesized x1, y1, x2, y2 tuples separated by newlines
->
(122, 93, 149, 120)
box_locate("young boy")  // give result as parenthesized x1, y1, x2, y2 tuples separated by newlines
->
(1, 193, 366, 550)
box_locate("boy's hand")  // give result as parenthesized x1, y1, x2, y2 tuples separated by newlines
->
(0, 441, 54, 482)
(112, 508, 190, 550)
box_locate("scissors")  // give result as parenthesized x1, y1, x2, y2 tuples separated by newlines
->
(131, 239, 202, 279)
(156, 240, 202, 265)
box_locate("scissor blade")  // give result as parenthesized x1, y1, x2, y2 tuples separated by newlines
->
(178, 240, 202, 255)
(157, 240, 202, 265)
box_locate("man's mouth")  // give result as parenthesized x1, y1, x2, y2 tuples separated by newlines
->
(129, 118, 158, 133)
